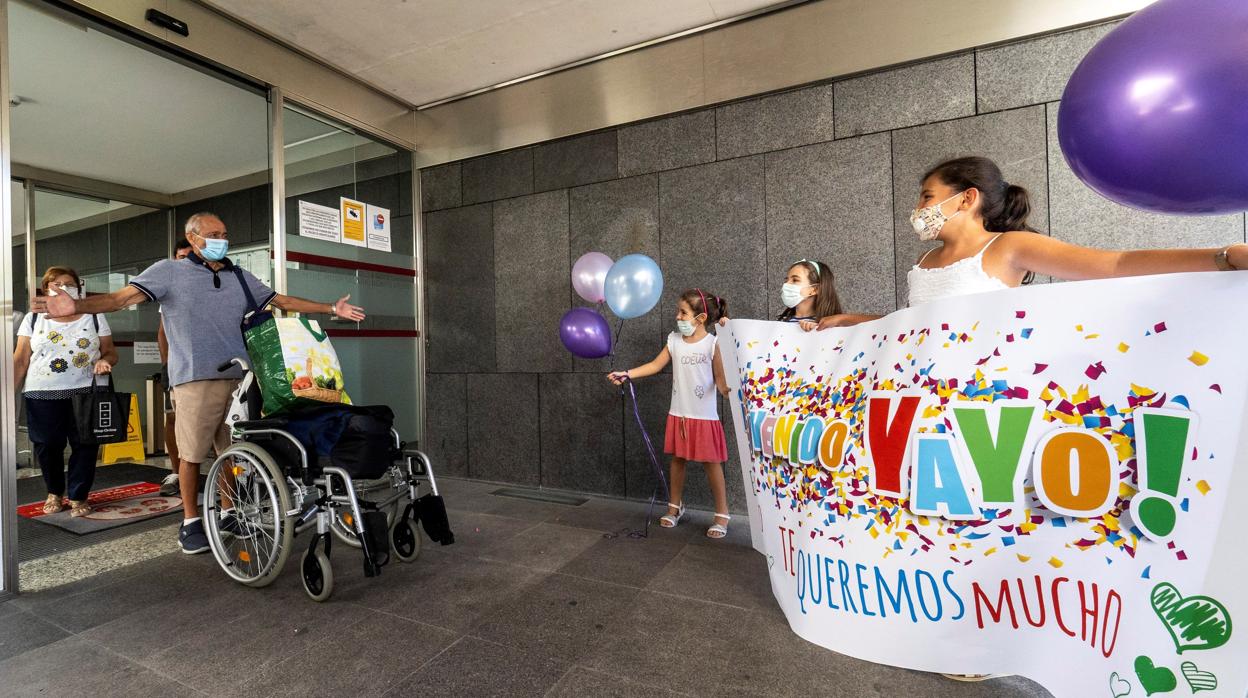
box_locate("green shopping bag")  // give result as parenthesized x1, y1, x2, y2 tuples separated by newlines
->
(245, 316, 349, 416)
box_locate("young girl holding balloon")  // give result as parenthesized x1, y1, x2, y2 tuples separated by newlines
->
(608, 289, 733, 538)
(815, 155, 1248, 330)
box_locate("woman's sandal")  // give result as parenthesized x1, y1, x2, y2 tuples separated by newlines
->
(68, 500, 91, 518)
(707, 513, 731, 539)
(659, 502, 685, 528)
(42, 494, 64, 515)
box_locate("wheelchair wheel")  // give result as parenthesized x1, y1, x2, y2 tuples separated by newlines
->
(391, 517, 421, 563)
(329, 499, 398, 549)
(204, 442, 295, 588)
(329, 508, 363, 549)
(301, 549, 334, 602)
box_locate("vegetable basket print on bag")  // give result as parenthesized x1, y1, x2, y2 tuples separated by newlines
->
(245, 316, 349, 415)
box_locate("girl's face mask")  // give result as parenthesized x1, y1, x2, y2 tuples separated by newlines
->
(676, 313, 706, 337)
(909, 191, 966, 241)
(781, 283, 812, 309)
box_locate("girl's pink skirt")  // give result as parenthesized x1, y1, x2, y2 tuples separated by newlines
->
(664, 414, 728, 463)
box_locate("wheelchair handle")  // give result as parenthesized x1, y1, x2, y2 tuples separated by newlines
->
(217, 357, 251, 373)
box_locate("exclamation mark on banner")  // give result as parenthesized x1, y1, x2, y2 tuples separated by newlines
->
(1133, 408, 1196, 542)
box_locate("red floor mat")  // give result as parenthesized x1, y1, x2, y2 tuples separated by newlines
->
(17, 482, 161, 519)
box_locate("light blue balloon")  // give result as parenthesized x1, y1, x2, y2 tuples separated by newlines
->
(604, 254, 663, 319)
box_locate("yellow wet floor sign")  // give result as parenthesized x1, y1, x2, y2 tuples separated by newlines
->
(101, 393, 145, 464)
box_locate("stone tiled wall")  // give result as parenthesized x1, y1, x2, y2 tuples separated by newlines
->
(419, 22, 1248, 510)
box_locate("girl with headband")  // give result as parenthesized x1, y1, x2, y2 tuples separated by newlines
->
(608, 289, 733, 538)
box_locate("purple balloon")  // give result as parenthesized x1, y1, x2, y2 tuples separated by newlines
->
(559, 307, 612, 359)
(572, 252, 613, 303)
(1058, 0, 1248, 215)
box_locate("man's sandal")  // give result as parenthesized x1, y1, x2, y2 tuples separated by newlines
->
(659, 502, 685, 528)
(707, 513, 730, 538)
(42, 494, 63, 515)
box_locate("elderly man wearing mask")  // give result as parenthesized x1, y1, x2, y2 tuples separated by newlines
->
(33, 212, 365, 553)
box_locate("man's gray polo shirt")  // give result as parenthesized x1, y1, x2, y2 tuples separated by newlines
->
(130, 253, 275, 386)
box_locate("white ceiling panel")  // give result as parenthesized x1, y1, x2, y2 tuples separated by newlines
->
(203, 0, 785, 105)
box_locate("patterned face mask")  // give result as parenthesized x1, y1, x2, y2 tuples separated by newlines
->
(909, 191, 966, 241)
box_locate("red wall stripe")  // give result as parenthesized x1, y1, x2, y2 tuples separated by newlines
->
(285, 250, 417, 278)
(325, 329, 420, 338)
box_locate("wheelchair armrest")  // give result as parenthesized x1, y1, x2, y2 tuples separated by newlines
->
(234, 418, 289, 430)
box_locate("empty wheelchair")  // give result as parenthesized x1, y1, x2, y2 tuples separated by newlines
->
(202, 358, 453, 601)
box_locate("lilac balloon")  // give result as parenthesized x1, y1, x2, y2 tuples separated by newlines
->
(559, 307, 612, 359)
(1058, 0, 1248, 215)
(571, 252, 613, 303)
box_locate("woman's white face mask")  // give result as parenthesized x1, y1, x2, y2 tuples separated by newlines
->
(909, 191, 966, 241)
(50, 283, 81, 300)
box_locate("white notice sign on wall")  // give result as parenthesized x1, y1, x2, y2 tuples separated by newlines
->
(133, 342, 161, 364)
(298, 200, 340, 243)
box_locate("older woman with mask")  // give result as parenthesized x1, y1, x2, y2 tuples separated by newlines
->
(13, 267, 117, 517)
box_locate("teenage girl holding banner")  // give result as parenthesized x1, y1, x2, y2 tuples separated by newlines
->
(818, 155, 1248, 326)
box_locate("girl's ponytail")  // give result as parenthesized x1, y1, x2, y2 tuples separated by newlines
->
(712, 295, 728, 324)
(994, 183, 1034, 233)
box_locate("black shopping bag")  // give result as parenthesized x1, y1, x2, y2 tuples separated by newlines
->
(72, 375, 131, 444)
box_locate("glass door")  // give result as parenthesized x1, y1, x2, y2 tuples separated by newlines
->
(281, 103, 419, 437)
(30, 188, 163, 411)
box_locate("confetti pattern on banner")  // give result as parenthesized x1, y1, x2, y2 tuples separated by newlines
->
(739, 316, 1219, 567)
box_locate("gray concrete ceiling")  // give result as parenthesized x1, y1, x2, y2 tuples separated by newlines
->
(201, 0, 784, 106)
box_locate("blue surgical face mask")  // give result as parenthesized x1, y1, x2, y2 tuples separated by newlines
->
(194, 233, 229, 261)
(676, 320, 696, 337)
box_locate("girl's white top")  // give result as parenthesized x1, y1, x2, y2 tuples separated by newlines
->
(907, 234, 1010, 306)
(666, 332, 719, 420)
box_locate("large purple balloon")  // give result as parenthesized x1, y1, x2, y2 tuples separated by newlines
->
(559, 307, 612, 359)
(1058, 0, 1248, 215)
(571, 252, 613, 303)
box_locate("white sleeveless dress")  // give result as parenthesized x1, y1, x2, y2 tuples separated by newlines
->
(906, 235, 1010, 307)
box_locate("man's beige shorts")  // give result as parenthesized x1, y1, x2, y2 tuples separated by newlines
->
(171, 379, 239, 464)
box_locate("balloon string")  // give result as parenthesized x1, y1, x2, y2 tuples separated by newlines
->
(607, 316, 626, 372)
(622, 377, 670, 506)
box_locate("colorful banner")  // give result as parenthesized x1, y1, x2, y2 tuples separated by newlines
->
(720, 273, 1248, 698)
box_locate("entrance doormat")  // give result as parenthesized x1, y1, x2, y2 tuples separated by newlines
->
(18, 482, 181, 535)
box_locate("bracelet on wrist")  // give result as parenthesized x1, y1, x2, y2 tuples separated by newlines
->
(1215, 246, 1236, 271)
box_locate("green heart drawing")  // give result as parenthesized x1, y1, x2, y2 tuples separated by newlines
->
(1180, 661, 1218, 693)
(1151, 582, 1233, 653)
(1109, 671, 1132, 698)
(1134, 656, 1177, 696)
